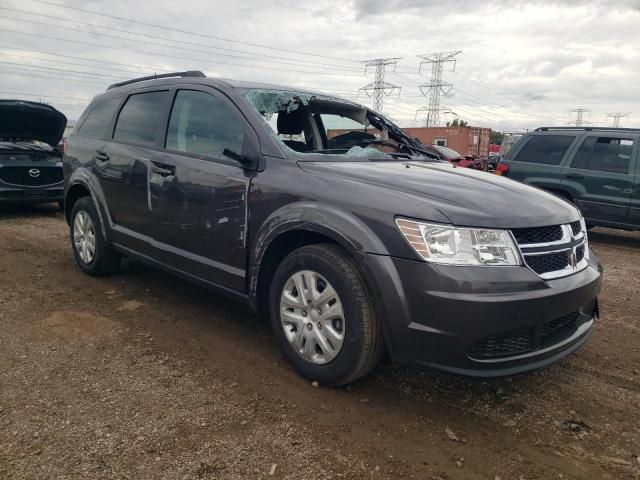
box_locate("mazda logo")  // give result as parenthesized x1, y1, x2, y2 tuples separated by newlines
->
(28, 168, 40, 178)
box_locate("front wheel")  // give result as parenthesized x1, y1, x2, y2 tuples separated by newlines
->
(70, 197, 120, 276)
(269, 244, 382, 386)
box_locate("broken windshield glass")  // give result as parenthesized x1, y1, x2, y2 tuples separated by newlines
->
(242, 88, 438, 161)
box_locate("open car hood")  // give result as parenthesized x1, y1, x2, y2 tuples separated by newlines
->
(0, 100, 67, 146)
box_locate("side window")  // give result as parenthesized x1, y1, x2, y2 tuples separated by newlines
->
(113, 91, 169, 146)
(570, 136, 634, 174)
(166, 90, 245, 159)
(512, 135, 576, 165)
(76, 97, 121, 139)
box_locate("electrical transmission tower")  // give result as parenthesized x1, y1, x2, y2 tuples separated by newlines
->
(359, 58, 402, 113)
(605, 112, 630, 128)
(568, 108, 591, 127)
(416, 51, 461, 127)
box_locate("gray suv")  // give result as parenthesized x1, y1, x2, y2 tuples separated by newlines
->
(63, 72, 602, 385)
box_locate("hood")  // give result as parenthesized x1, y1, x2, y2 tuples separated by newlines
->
(0, 100, 67, 146)
(299, 160, 581, 229)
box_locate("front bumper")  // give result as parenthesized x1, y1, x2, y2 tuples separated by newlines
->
(360, 250, 602, 377)
(0, 183, 64, 203)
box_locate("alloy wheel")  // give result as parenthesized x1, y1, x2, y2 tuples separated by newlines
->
(73, 210, 96, 264)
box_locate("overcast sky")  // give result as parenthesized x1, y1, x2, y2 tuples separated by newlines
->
(1, 0, 639, 131)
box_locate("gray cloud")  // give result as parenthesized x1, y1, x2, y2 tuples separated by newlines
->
(353, 0, 640, 18)
(0, 0, 638, 130)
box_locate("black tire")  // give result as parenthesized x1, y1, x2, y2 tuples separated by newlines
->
(70, 196, 120, 276)
(269, 244, 383, 386)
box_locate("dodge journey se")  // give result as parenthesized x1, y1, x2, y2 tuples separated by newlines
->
(63, 71, 602, 385)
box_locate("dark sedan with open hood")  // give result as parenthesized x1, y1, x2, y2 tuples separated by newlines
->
(0, 100, 67, 206)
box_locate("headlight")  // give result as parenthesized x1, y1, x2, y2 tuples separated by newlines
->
(396, 218, 522, 266)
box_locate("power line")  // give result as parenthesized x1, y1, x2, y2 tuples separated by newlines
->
(451, 70, 526, 104)
(416, 51, 461, 126)
(0, 90, 91, 101)
(605, 112, 630, 128)
(0, 51, 155, 78)
(392, 70, 552, 121)
(359, 58, 402, 113)
(0, 28, 363, 77)
(0, 60, 126, 79)
(0, 68, 113, 89)
(0, 11, 362, 72)
(0, 44, 166, 71)
(26, 0, 361, 65)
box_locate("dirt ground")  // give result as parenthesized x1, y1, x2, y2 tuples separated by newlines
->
(0, 204, 639, 480)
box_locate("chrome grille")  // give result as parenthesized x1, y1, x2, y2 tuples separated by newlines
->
(512, 221, 588, 280)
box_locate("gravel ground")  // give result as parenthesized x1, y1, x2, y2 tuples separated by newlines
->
(1, 204, 639, 480)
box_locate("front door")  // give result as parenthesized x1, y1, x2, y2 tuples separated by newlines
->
(149, 88, 259, 292)
(561, 134, 637, 224)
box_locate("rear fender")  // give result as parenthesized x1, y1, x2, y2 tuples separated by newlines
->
(65, 167, 112, 242)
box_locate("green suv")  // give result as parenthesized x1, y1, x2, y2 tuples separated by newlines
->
(497, 127, 640, 230)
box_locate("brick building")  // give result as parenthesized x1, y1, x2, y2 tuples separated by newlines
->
(403, 126, 492, 158)
(327, 125, 492, 158)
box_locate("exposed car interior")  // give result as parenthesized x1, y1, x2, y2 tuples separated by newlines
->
(244, 89, 437, 160)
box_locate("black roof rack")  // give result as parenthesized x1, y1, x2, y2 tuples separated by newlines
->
(107, 71, 206, 90)
(535, 126, 640, 132)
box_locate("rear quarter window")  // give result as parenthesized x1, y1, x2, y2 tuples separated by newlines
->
(570, 136, 634, 174)
(511, 135, 576, 165)
(76, 97, 121, 140)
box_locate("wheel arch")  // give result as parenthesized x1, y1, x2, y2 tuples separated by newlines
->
(249, 202, 389, 315)
(64, 183, 91, 224)
(64, 169, 112, 241)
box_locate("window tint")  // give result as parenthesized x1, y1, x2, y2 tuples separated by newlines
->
(76, 97, 121, 139)
(166, 90, 245, 159)
(571, 136, 634, 174)
(512, 135, 576, 165)
(113, 91, 168, 146)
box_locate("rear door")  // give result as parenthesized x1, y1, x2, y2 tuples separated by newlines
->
(502, 133, 577, 188)
(629, 150, 640, 227)
(148, 87, 259, 291)
(100, 89, 171, 249)
(561, 134, 637, 224)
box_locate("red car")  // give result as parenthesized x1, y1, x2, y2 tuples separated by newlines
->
(430, 145, 485, 170)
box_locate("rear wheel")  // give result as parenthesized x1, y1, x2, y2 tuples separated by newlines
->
(269, 244, 382, 386)
(70, 197, 120, 276)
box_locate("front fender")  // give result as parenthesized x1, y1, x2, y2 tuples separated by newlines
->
(248, 201, 390, 300)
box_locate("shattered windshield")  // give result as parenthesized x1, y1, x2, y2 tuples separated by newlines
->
(242, 88, 435, 161)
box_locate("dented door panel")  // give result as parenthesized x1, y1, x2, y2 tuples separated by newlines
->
(149, 151, 252, 291)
